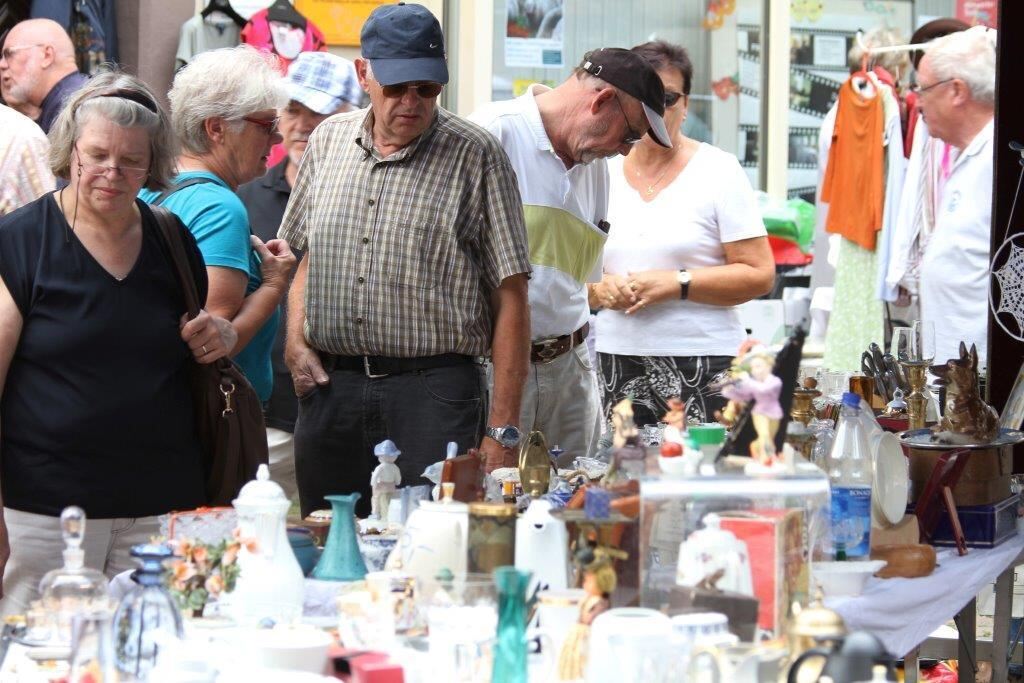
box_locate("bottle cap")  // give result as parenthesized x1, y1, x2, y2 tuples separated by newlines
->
(842, 392, 861, 408)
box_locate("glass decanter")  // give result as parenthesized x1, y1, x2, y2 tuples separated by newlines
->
(113, 544, 184, 679)
(38, 506, 110, 646)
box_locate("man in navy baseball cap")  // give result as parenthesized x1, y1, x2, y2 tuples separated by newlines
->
(360, 2, 448, 86)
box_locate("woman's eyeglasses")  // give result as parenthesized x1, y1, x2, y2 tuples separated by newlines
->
(380, 82, 444, 99)
(74, 146, 148, 180)
(242, 116, 281, 136)
(664, 91, 686, 108)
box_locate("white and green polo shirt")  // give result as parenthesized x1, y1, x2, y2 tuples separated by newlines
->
(470, 84, 609, 340)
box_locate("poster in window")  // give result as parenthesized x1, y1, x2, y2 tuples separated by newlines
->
(505, 0, 564, 68)
(956, 0, 999, 28)
(294, 0, 389, 46)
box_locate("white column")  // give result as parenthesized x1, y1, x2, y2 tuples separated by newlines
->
(763, 0, 790, 199)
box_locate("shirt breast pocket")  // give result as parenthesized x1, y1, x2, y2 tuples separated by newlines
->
(382, 221, 455, 291)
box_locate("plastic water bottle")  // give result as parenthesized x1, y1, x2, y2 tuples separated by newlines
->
(827, 392, 873, 560)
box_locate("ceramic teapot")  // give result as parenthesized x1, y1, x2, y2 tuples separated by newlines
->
(230, 465, 304, 625)
(787, 631, 895, 683)
(386, 483, 468, 580)
(676, 513, 754, 596)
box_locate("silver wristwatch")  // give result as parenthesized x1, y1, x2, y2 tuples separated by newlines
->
(485, 425, 522, 448)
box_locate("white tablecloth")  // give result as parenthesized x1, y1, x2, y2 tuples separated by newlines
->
(827, 532, 1024, 656)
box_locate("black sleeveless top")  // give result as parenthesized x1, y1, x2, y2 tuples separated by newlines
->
(0, 194, 207, 517)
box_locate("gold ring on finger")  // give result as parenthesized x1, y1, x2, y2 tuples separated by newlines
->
(202, 345, 209, 355)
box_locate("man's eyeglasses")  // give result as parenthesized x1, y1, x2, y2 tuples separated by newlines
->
(74, 146, 148, 180)
(0, 43, 45, 62)
(910, 79, 954, 95)
(380, 82, 444, 99)
(664, 91, 685, 108)
(242, 116, 280, 136)
(612, 93, 644, 146)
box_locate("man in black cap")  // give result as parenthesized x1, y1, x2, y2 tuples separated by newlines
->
(470, 48, 670, 467)
(279, 2, 533, 515)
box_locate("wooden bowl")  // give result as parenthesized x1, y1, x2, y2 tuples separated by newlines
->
(870, 544, 937, 578)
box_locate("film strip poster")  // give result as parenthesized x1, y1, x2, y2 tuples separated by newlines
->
(790, 69, 842, 118)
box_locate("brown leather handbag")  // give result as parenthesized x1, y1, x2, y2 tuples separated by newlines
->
(150, 205, 269, 506)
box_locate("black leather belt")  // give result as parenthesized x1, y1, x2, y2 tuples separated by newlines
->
(530, 322, 590, 364)
(318, 352, 475, 378)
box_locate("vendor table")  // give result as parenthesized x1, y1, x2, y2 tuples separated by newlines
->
(828, 532, 1024, 683)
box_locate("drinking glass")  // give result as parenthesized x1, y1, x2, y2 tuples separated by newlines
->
(913, 320, 936, 363)
(891, 326, 916, 362)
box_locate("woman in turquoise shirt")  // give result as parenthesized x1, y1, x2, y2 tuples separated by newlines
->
(140, 46, 296, 401)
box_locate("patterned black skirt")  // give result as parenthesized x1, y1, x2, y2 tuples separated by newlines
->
(597, 353, 733, 427)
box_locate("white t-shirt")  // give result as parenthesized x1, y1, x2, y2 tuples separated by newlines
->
(469, 85, 608, 340)
(920, 119, 993, 367)
(596, 143, 766, 357)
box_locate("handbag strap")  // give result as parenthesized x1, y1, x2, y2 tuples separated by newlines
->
(150, 205, 203, 319)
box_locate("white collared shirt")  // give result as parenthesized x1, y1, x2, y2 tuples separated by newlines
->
(919, 118, 993, 366)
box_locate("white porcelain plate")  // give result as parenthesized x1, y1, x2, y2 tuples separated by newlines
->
(873, 432, 909, 525)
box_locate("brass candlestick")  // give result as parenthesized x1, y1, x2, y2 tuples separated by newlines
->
(901, 360, 931, 430)
(791, 378, 821, 426)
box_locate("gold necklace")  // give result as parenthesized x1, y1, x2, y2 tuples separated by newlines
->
(631, 152, 679, 196)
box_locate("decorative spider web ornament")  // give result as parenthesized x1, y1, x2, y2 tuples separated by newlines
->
(990, 234, 1024, 342)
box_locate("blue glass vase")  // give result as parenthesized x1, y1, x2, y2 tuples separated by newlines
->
(312, 494, 368, 581)
(491, 566, 532, 683)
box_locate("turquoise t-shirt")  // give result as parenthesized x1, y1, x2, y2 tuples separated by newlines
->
(140, 171, 279, 402)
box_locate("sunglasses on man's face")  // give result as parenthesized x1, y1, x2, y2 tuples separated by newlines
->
(380, 82, 444, 99)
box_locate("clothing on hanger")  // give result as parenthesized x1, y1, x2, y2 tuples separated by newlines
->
(176, 13, 242, 70)
(821, 76, 885, 251)
(31, 0, 116, 74)
(241, 5, 325, 73)
(870, 70, 907, 303)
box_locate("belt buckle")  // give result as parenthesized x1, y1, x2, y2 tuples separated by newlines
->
(363, 356, 389, 378)
(533, 338, 561, 364)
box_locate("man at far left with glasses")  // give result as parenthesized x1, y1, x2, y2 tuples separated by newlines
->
(278, 2, 531, 519)
(0, 18, 88, 133)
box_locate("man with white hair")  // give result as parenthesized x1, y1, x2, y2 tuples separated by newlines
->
(914, 26, 996, 365)
(0, 18, 87, 132)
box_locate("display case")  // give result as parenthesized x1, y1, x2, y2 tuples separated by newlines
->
(639, 469, 831, 639)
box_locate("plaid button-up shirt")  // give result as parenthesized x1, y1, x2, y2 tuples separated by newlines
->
(279, 107, 531, 358)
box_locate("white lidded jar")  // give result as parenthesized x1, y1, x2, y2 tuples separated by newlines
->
(229, 464, 304, 625)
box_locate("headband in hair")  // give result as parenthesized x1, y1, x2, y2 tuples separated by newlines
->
(94, 88, 158, 113)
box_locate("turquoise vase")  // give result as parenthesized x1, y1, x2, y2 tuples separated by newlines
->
(311, 494, 367, 581)
(491, 566, 532, 683)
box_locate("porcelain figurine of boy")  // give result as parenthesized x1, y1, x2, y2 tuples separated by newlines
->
(720, 347, 783, 465)
(371, 440, 402, 524)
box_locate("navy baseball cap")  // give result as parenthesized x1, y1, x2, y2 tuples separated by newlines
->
(579, 48, 672, 148)
(360, 2, 448, 86)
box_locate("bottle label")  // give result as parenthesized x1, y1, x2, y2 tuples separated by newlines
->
(831, 486, 872, 558)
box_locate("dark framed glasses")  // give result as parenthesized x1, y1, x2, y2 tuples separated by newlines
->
(612, 93, 643, 146)
(380, 82, 444, 99)
(664, 91, 686, 108)
(242, 116, 280, 136)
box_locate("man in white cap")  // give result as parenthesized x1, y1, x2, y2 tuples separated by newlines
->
(237, 51, 362, 501)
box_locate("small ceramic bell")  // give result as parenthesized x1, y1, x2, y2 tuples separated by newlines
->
(230, 465, 304, 625)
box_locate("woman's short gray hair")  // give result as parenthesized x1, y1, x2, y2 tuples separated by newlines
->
(925, 26, 997, 106)
(48, 69, 175, 190)
(169, 45, 288, 155)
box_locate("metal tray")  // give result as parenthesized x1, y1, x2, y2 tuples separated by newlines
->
(897, 427, 1024, 450)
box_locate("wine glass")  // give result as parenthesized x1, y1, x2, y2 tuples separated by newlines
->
(890, 326, 915, 362)
(913, 320, 936, 363)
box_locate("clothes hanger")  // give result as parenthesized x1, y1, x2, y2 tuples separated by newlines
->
(266, 0, 307, 30)
(201, 0, 246, 28)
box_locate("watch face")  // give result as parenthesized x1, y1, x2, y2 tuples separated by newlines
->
(493, 426, 521, 446)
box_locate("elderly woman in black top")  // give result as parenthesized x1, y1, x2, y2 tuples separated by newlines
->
(0, 71, 236, 613)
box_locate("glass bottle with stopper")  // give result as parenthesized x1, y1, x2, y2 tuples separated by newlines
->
(38, 506, 110, 646)
(113, 544, 184, 679)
